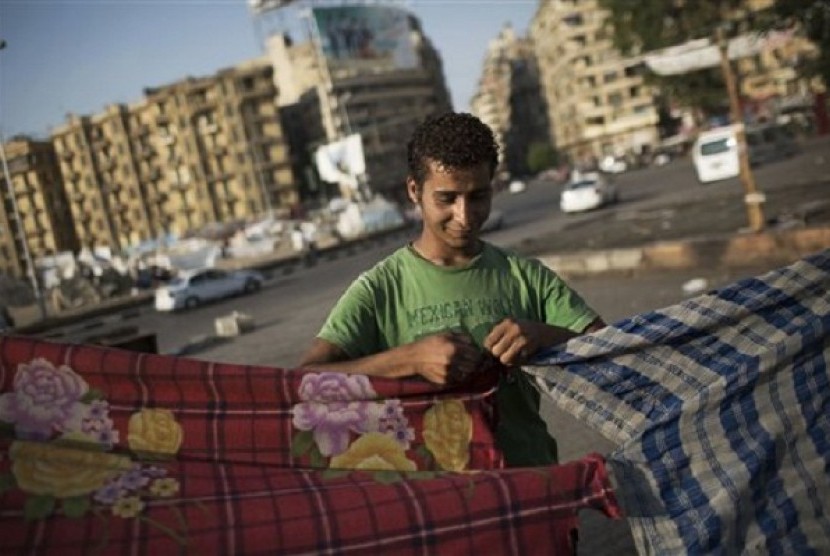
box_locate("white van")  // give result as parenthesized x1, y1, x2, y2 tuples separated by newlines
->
(692, 125, 741, 183)
(692, 123, 797, 183)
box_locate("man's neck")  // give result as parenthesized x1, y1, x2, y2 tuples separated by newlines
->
(411, 238, 483, 267)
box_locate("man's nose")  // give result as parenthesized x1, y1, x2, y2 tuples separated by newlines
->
(453, 199, 471, 227)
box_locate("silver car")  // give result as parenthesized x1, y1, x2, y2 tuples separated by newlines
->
(154, 268, 264, 312)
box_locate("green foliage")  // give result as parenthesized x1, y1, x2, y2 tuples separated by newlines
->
(79, 389, 105, 403)
(597, 0, 744, 54)
(321, 469, 351, 480)
(61, 496, 91, 519)
(372, 470, 403, 484)
(526, 142, 559, 174)
(768, 0, 830, 87)
(290, 430, 314, 458)
(595, 0, 765, 115)
(0, 473, 17, 494)
(24, 495, 55, 520)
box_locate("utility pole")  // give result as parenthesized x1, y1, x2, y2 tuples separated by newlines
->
(717, 27, 766, 232)
(0, 40, 48, 321)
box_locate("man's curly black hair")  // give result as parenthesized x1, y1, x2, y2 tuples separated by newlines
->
(407, 112, 499, 189)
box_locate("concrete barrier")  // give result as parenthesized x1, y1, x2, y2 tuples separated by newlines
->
(541, 226, 830, 276)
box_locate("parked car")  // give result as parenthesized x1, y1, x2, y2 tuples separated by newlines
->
(154, 268, 264, 312)
(560, 177, 618, 213)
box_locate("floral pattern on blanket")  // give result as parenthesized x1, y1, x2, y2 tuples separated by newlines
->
(0, 358, 191, 547)
(291, 372, 473, 475)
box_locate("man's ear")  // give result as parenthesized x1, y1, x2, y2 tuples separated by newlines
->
(406, 177, 420, 204)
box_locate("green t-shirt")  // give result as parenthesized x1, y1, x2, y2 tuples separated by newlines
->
(318, 242, 597, 466)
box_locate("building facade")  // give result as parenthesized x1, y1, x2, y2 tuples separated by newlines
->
(530, 0, 660, 165)
(471, 24, 550, 177)
(50, 58, 296, 253)
(0, 138, 77, 278)
(267, 8, 452, 204)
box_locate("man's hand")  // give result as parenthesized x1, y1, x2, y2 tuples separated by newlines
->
(403, 331, 483, 385)
(483, 318, 543, 367)
(298, 332, 483, 386)
(484, 318, 594, 367)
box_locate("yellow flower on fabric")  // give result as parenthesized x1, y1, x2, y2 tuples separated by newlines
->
(112, 495, 145, 518)
(329, 432, 417, 471)
(422, 400, 472, 471)
(10, 440, 132, 498)
(128, 409, 183, 457)
(149, 478, 180, 498)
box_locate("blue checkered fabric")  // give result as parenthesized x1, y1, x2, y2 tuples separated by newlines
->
(525, 250, 830, 555)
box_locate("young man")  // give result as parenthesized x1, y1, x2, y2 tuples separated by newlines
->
(299, 112, 604, 466)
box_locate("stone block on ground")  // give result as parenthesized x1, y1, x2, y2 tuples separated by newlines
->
(215, 311, 256, 337)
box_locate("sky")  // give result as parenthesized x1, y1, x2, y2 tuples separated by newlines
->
(0, 0, 538, 140)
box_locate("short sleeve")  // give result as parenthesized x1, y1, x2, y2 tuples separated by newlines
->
(528, 259, 598, 333)
(317, 273, 381, 358)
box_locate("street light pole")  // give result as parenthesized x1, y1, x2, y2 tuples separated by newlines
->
(0, 135, 48, 320)
(717, 27, 766, 232)
(0, 40, 47, 320)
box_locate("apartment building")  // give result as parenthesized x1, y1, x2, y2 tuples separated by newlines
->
(471, 24, 550, 177)
(51, 57, 296, 253)
(530, 0, 660, 164)
(0, 138, 77, 278)
(52, 108, 152, 253)
(267, 8, 452, 203)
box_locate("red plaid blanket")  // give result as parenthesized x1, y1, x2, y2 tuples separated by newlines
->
(0, 336, 619, 554)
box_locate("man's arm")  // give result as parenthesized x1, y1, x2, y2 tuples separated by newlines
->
(298, 332, 484, 386)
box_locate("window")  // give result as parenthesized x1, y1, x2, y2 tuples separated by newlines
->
(700, 139, 732, 155)
(563, 13, 583, 26)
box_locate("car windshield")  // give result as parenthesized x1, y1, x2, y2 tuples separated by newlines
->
(700, 138, 731, 156)
(566, 180, 598, 190)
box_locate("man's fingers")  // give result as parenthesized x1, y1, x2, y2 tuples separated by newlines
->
(482, 323, 507, 352)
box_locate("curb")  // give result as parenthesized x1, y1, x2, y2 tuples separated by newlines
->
(539, 226, 830, 276)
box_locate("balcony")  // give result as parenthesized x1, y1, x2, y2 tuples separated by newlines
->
(198, 122, 218, 135)
(239, 83, 274, 100)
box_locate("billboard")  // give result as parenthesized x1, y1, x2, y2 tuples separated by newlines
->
(312, 5, 418, 73)
(315, 134, 366, 191)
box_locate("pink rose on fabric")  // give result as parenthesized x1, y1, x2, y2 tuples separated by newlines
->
(292, 373, 378, 457)
(0, 358, 89, 439)
(297, 372, 377, 402)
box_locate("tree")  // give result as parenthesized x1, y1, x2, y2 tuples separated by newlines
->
(766, 1, 830, 87)
(526, 142, 559, 174)
(596, 0, 770, 117)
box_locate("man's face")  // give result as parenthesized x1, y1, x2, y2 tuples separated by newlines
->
(407, 159, 493, 253)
